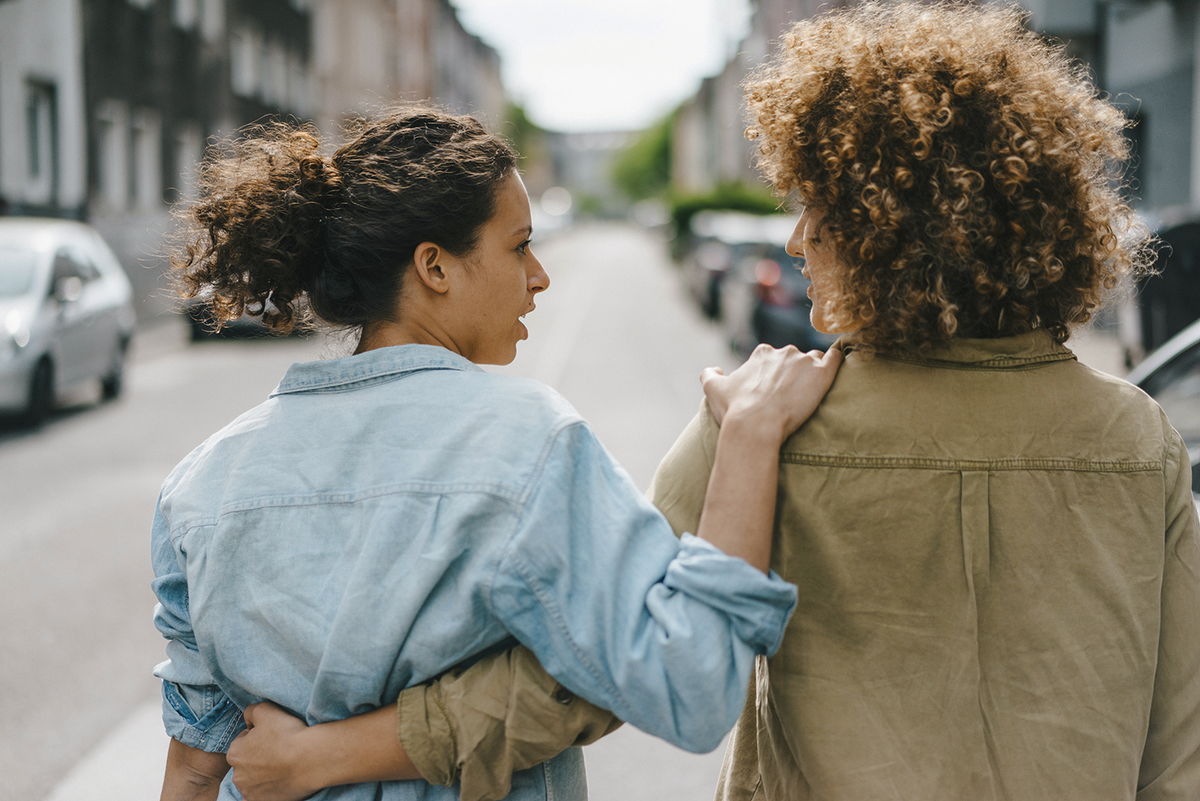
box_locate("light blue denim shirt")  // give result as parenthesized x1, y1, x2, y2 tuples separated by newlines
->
(152, 344, 797, 800)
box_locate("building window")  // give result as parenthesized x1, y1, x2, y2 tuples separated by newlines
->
(173, 123, 202, 203)
(230, 26, 262, 98)
(130, 108, 162, 211)
(173, 0, 199, 30)
(25, 80, 57, 204)
(288, 54, 309, 117)
(200, 0, 224, 42)
(96, 100, 129, 209)
(262, 39, 288, 106)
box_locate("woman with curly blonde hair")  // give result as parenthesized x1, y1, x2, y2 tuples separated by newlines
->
(221, 4, 1200, 801)
(647, 3, 1200, 799)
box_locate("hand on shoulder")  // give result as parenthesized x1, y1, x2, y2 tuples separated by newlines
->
(700, 344, 843, 442)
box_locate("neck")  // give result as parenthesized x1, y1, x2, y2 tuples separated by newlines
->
(355, 316, 460, 357)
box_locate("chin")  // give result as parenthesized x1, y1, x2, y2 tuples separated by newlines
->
(486, 347, 519, 367)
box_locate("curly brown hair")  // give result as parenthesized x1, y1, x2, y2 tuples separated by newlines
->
(171, 106, 518, 333)
(745, 1, 1152, 354)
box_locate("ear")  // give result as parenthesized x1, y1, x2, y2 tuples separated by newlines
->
(410, 242, 451, 295)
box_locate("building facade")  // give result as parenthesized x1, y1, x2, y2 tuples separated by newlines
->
(672, 0, 1200, 356)
(0, 0, 506, 323)
(675, 0, 1200, 217)
(307, 0, 503, 141)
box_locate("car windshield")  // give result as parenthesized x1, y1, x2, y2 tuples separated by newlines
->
(0, 245, 38, 298)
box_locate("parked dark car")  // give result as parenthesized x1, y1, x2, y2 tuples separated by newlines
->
(679, 212, 793, 321)
(1135, 216, 1200, 354)
(0, 218, 136, 425)
(1126, 316, 1200, 507)
(184, 290, 312, 341)
(686, 215, 835, 359)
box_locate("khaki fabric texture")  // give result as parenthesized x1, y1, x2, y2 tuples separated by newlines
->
(397, 645, 621, 801)
(649, 331, 1200, 801)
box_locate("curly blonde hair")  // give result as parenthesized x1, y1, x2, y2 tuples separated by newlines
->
(745, 1, 1151, 354)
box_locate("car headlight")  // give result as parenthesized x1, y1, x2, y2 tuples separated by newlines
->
(1, 311, 30, 360)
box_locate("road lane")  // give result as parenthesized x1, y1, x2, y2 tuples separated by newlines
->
(0, 333, 326, 801)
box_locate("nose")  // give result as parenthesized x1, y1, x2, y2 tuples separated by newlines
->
(786, 213, 806, 258)
(528, 253, 549, 295)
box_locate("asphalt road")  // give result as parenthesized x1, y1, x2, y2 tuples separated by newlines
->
(0, 222, 741, 801)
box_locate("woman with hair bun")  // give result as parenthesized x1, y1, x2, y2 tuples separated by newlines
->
(232, 4, 1200, 801)
(152, 106, 841, 801)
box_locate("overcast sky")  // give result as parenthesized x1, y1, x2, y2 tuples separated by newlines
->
(451, 0, 753, 133)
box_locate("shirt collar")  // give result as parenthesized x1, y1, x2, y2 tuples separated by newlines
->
(839, 329, 1077, 370)
(271, 344, 483, 396)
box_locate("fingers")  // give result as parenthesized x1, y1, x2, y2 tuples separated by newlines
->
(820, 346, 844, 367)
(241, 700, 299, 731)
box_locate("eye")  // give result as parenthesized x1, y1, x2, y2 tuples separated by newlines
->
(516, 239, 532, 255)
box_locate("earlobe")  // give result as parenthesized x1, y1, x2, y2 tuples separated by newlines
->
(411, 242, 450, 294)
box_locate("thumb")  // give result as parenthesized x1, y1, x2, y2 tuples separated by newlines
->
(242, 702, 262, 728)
(699, 366, 724, 387)
(821, 346, 844, 367)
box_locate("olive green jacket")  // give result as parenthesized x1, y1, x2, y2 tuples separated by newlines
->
(648, 331, 1200, 801)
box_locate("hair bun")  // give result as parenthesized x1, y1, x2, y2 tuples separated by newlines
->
(296, 148, 342, 215)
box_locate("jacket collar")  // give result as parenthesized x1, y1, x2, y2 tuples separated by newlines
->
(839, 329, 1077, 370)
(271, 344, 482, 396)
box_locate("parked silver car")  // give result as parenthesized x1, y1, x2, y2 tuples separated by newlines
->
(1126, 316, 1200, 508)
(0, 218, 135, 425)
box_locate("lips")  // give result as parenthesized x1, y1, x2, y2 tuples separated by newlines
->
(517, 305, 534, 340)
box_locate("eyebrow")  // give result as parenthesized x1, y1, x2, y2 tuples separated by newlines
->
(512, 225, 533, 238)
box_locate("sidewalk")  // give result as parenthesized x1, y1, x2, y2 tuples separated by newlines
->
(43, 701, 168, 801)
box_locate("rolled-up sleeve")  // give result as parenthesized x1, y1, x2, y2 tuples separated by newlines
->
(491, 420, 797, 754)
(150, 500, 244, 753)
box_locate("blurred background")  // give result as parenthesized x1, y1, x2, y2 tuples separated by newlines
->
(1, 0, 1199, 799)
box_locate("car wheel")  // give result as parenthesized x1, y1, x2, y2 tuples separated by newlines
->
(22, 358, 54, 427)
(101, 338, 128, 400)
(702, 278, 722, 320)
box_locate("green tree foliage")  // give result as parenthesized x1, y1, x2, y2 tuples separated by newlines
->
(504, 102, 545, 161)
(669, 182, 782, 238)
(612, 114, 674, 200)
(667, 182, 783, 259)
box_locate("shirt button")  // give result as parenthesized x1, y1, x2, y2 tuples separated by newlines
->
(554, 686, 574, 705)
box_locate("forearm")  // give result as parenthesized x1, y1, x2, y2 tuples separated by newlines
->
(161, 738, 230, 801)
(309, 703, 421, 786)
(695, 414, 781, 573)
(404, 645, 621, 801)
(282, 704, 421, 791)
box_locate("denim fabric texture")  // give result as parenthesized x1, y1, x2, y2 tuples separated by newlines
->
(151, 344, 798, 800)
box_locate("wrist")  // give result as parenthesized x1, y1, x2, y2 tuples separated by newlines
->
(291, 725, 332, 793)
(719, 408, 786, 445)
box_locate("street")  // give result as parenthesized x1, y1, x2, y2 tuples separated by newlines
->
(1, 219, 1128, 801)
(0, 222, 740, 801)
